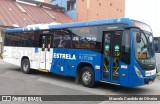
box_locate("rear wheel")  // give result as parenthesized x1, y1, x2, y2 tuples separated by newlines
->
(21, 59, 31, 74)
(80, 66, 95, 87)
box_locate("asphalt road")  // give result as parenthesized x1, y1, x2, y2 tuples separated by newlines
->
(0, 59, 160, 104)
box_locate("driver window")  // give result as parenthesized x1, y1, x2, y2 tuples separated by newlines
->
(134, 31, 148, 59)
(121, 30, 130, 64)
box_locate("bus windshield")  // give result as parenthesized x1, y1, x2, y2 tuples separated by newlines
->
(134, 31, 155, 70)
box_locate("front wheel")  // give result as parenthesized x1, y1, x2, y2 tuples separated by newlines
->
(21, 59, 31, 74)
(80, 66, 95, 87)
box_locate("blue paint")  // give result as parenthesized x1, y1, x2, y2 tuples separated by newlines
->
(4, 18, 132, 33)
(50, 48, 101, 81)
(35, 48, 39, 53)
(66, 10, 77, 20)
(50, 0, 77, 20)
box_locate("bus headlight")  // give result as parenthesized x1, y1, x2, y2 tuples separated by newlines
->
(134, 66, 143, 78)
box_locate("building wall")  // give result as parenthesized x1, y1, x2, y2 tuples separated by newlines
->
(50, 0, 77, 20)
(66, 10, 77, 20)
(50, 0, 125, 21)
(78, 0, 125, 22)
(35, 0, 49, 3)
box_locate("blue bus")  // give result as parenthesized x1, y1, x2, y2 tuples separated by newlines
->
(3, 18, 156, 87)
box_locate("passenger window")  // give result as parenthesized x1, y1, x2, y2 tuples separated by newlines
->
(71, 27, 101, 52)
(54, 29, 72, 48)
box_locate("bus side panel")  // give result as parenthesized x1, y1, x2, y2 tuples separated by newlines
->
(3, 46, 40, 69)
(3, 46, 20, 66)
(128, 61, 145, 87)
(119, 62, 129, 86)
(29, 48, 41, 69)
(50, 48, 102, 81)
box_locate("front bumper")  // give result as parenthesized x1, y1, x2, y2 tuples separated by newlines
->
(144, 77, 156, 84)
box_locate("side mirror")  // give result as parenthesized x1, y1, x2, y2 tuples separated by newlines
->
(136, 32, 141, 43)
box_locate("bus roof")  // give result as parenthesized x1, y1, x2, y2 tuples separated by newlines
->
(4, 18, 132, 33)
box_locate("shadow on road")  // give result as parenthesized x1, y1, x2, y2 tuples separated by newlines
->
(95, 82, 149, 95)
(8, 67, 151, 95)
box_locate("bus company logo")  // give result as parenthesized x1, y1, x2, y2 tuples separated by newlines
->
(2, 96, 11, 101)
(12, 47, 39, 60)
(53, 53, 76, 60)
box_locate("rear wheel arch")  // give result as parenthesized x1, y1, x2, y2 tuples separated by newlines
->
(76, 62, 94, 77)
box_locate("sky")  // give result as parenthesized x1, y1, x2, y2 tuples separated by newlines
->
(125, 0, 160, 37)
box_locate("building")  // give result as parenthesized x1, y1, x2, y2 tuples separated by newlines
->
(78, 0, 125, 21)
(0, 0, 73, 57)
(50, 0, 77, 20)
(50, 0, 125, 21)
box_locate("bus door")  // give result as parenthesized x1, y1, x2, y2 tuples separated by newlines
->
(102, 31, 122, 84)
(40, 34, 53, 71)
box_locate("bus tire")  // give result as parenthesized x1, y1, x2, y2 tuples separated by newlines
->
(80, 66, 95, 87)
(21, 59, 31, 74)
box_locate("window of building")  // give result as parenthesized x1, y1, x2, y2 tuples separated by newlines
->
(67, 0, 76, 11)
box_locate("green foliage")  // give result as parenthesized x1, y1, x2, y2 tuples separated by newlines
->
(157, 75, 160, 80)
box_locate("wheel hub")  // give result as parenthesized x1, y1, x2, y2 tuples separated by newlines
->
(82, 71, 91, 84)
(23, 62, 29, 71)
